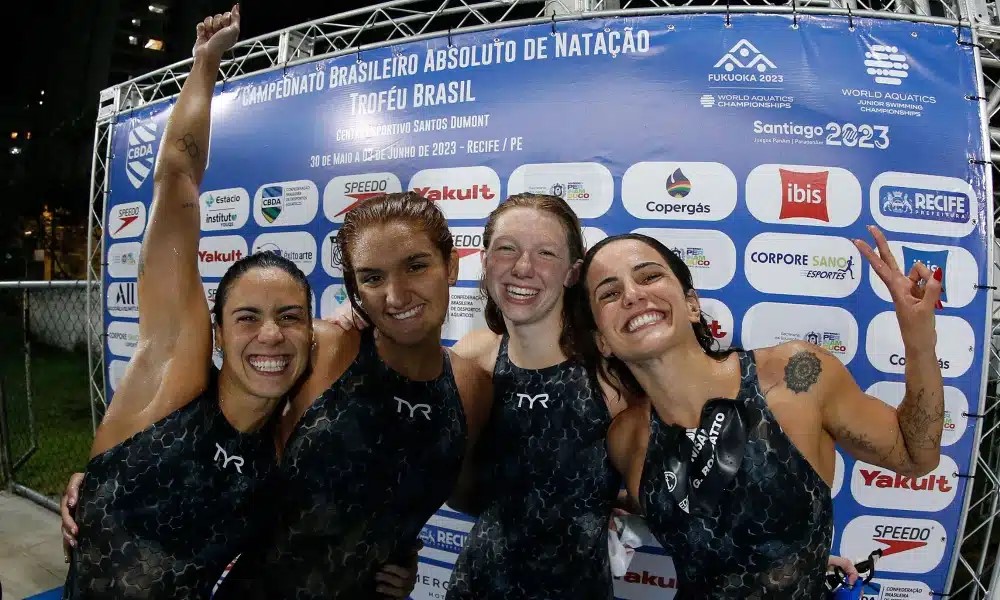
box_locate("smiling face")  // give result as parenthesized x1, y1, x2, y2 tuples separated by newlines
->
(348, 220, 457, 346)
(214, 267, 312, 400)
(482, 207, 578, 329)
(585, 238, 702, 363)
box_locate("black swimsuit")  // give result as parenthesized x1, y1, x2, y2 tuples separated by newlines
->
(639, 350, 833, 598)
(64, 372, 277, 599)
(218, 330, 468, 599)
(447, 336, 620, 599)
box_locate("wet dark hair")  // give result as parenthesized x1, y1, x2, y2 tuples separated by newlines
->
(332, 191, 453, 326)
(212, 251, 313, 326)
(480, 193, 586, 359)
(571, 233, 736, 399)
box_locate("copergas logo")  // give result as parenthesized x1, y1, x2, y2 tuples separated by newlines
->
(507, 162, 614, 218)
(865, 312, 973, 377)
(622, 163, 737, 221)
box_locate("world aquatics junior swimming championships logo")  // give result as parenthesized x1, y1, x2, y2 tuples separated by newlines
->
(126, 121, 158, 189)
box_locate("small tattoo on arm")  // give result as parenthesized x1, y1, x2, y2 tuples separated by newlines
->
(783, 351, 822, 393)
(175, 133, 200, 159)
(137, 255, 146, 279)
(181, 202, 197, 209)
(835, 425, 906, 471)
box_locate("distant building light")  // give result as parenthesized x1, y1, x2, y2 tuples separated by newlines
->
(131, 18, 141, 26)
(38, 100, 43, 106)
(11, 147, 22, 155)
(40, 90, 45, 96)
(128, 35, 138, 45)
(148, 4, 166, 14)
(25, 132, 31, 140)
(145, 38, 164, 51)
(9, 132, 16, 140)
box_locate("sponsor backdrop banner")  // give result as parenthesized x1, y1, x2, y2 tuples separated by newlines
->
(102, 13, 988, 599)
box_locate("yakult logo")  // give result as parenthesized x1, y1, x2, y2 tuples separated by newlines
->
(613, 552, 679, 600)
(323, 173, 402, 223)
(699, 297, 734, 350)
(126, 121, 158, 189)
(198, 236, 248, 278)
(852, 455, 958, 512)
(110, 201, 147, 239)
(840, 516, 946, 574)
(409, 167, 501, 219)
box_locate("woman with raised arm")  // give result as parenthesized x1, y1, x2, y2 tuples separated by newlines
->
(574, 228, 945, 598)
(211, 191, 492, 599)
(63, 7, 315, 598)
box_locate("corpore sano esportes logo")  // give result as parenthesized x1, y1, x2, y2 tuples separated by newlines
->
(744, 233, 861, 299)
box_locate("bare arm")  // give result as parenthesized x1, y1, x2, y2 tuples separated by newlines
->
(447, 351, 494, 515)
(97, 8, 241, 439)
(823, 226, 944, 476)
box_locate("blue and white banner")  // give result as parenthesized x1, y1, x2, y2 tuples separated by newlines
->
(102, 12, 990, 598)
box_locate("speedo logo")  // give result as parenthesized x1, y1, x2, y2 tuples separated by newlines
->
(840, 516, 946, 574)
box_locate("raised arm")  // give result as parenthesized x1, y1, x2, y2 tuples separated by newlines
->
(821, 226, 944, 476)
(103, 8, 241, 424)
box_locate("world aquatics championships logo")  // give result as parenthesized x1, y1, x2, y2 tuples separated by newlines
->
(126, 121, 158, 189)
(261, 186, 283, 223)
(714, 39, 776, 73)
(666, 169, 691, 199)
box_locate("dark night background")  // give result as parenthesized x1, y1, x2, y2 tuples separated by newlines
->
(2, 1, 381, 280)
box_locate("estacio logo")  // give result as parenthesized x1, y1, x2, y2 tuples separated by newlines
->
(110, 202, 147, 239)
(840, 516, 946, 574)
(713, 39, 776, 75)
(200, 188, 248, 231)
(323, 173, 402, 223)
(126, 121, 158, 189)
(409, 167, 502, 220)
(779, 169, 829, 222)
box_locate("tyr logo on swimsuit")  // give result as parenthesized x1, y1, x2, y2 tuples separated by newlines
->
(516, 393, 550, 409)
(395, 396, 432, 420)
(213, 443, 245, 474)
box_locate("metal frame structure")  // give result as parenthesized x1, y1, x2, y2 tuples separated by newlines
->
(87, 0, 1000, 595)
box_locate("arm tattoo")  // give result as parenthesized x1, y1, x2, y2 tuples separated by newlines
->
(835, 425, 905, 470)
(783, 351, 822, 393)
(181, 202, 197, 209)
(175, 133, 200, 159)
(137, 254, 146, 280)
(897, 389, 943, 451)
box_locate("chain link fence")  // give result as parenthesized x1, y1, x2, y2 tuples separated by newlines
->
(0, 281, 101, 507)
